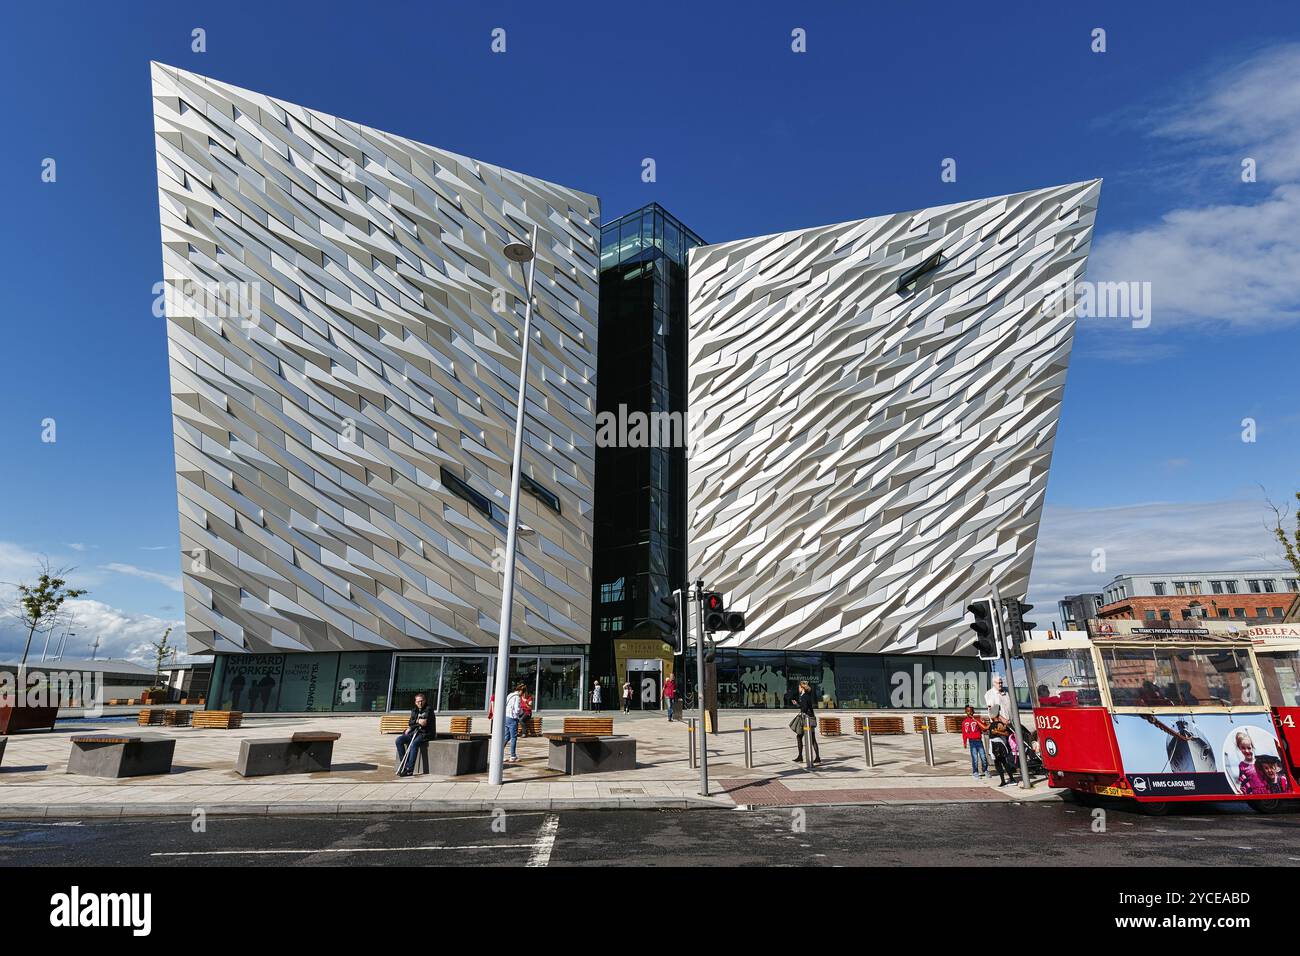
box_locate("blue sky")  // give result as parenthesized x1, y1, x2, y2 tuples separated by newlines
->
(1, 1, 1298, 659)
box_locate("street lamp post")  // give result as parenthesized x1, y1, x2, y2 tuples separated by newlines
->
(488, 225, 540, 788)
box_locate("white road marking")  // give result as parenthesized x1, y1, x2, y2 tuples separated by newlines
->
(152, 844, 536, 857)
(527, 813, 559, 868)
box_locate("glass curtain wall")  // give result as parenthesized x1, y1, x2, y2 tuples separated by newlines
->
(591, 204, 704, 683)
(685, 650, 992, 710)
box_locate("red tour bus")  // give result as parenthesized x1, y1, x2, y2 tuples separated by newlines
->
(1250, 622, 1300, 775)
(1022, 619, 1300, 813)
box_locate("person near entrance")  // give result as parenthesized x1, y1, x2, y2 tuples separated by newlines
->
(792, 680, 821, 765)
(622, 680, 633, 713)
(396, 691, 434, 775)
(502, 683, 526, 764)
(590, 679, 603, 711)
(663, 675, 677, 721)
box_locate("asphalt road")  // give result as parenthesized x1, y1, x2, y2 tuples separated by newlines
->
(3, 799, 1300, 867)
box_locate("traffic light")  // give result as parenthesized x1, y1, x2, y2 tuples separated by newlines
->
(1001, 598, 1035, 657)
(702, 591, 726, 632)
(724, 609, 746, 632)
(967, 599, 999, 660)
(661, 591, 686, 653)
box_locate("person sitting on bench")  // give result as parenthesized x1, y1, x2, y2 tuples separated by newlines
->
(396, 691, 435, 772)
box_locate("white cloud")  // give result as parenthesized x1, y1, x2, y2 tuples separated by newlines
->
(102, 562, 183, 592)
(1090, 185, 1300, 330)
(1154, 43, 1300, 183)
(0, 598, 186, 666)
(1088, 43, 1300, 332)
(67, 542, 90, 552)
(0, 541, 191, 665)
(1028, 498, 1294, 616)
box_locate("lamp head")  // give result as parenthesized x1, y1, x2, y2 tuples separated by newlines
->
(503, 242, 534, 263)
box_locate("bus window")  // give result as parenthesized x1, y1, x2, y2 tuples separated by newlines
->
(1024, 648, 1099, 707)
(1101, 648, 1175, 706)
(1101, 646, 1259, 707)
(1258, 651, 1300, 707)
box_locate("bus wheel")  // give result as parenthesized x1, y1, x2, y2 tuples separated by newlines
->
(1136, 800, 1169, 816)
(1249, 799, 1284, 814)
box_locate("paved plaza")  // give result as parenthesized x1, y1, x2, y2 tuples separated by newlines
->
(0, 710, 1054, 817)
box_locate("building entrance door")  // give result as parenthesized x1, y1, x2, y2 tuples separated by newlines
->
(627, 658, 662, 711)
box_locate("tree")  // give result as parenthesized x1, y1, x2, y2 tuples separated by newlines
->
(1265, 490, 1300, 578)
(10, 563, 87, 667)
(151, 626, 175, 691)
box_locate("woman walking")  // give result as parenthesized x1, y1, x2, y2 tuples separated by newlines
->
(590, 678, 603, 711)
(622, 679, 634, 713)
(792, 680, 821, 765)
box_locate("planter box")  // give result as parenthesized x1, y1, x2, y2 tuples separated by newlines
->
(0, 705, 59, 734)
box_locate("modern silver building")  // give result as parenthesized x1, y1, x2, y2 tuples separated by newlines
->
(687, 181, 1101, 671)
(152, 65, 599, 712)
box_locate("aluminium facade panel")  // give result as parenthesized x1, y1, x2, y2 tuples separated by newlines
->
(687, 181, 1101, 656)
(151, 64, 599, 655)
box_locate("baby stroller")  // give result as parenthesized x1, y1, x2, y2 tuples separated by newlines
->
(1013, 728, 1046, 778)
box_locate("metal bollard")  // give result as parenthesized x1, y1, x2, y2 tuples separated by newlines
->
(743, 717, 753, 768)
(805, 716, 815, 771)
(863, 719, 874, 768)
(688, 718, 697, 768)
(922, 715, 936, 767)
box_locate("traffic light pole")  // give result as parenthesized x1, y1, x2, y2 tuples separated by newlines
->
(694, 578, 709, 797)
(991, 582, 1032, 790)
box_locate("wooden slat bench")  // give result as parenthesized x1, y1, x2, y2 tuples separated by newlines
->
(520, 716, 542, 737)
(137, 709, 193, 727)
(192, 711, 242, 729)
(818, 717, 842, 736)
(563, 717, 614, 736)
(853, 716, 905, 735)
(448, 716, 472, 735)
(379, 714, 409, 734)
(944, 714, 964, 734)
(913, 715, 938, 733)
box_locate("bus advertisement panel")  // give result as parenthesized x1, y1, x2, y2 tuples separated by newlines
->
(1111, 711, 1297, 799)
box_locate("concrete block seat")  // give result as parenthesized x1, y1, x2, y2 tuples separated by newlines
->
(236, 731, 342, 777)
(545, 733, 637, 775)
(416, 734, 490, 777)
(67, 734, 176, 778)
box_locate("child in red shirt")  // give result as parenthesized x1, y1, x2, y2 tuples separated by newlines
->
(961, 705, 989, 779)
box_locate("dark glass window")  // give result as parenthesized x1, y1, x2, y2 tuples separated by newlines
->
(440, 466, 492, 518)
(521, 474, 561, 514)
(896, 252, 945, 295)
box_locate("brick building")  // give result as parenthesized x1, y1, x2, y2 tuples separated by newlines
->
(1094, 569, 1299, 625)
